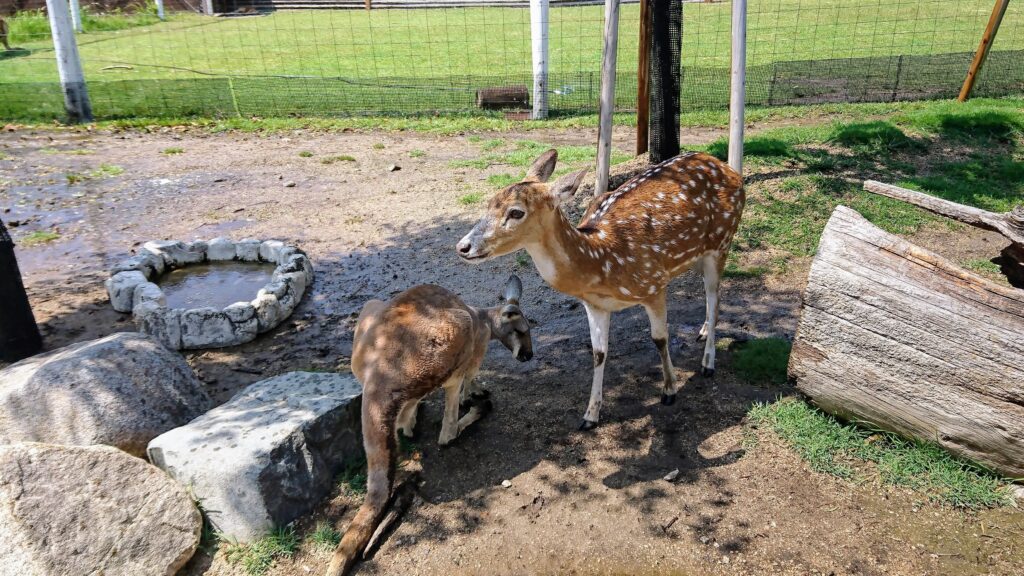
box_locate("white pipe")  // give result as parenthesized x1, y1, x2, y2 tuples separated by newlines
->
(728, 0, 748, 174)
(530, 0, 549, 120)
(203, 0, 214, 15)
(596, 0, 620, 196)
(45, 0, 92, 122)
(156, 0, 165, 20)
(69, 0, 83, 33)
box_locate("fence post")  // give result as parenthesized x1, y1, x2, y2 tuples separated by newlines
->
(728, 0, 747, 174)
(45, 0, 92, 122)
(636, 0, 651, 155)
(156, 0, 165, 20)
(530, 0, 549, 120)
(596, 0, 621, 196)
(958, 0, 1010, 102)
(69, 0, 83, 33)
(203, 0, 215, 15)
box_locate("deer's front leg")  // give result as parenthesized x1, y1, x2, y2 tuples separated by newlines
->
(580, 303, 611, 431)
(438, 376, 463, 446)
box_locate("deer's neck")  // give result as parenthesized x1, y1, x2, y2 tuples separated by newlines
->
(524, 208, 597, 297)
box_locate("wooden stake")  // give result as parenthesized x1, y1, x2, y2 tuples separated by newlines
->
(596, 0, 621, 196)
(636, 0, 651, 155)
(69, 0, 83, 33)
(728, 0, 747, 174)
(45, 0, 92, 123)
(958, 0, 1010, 102)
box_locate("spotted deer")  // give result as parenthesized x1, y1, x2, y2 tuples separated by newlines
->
(456, 149, 744, 429)
(1, 18, 10, 51)
(326, 277, 532, 576)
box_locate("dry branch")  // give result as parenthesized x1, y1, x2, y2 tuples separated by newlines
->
(789, 206, 1024, 478)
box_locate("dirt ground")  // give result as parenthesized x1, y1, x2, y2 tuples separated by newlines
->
(1, 124, 1021, 576)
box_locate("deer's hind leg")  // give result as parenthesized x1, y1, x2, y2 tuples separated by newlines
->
(643, 291, 679, 405)
(698, 250, 727, 377)
(439, 373, 492, 447)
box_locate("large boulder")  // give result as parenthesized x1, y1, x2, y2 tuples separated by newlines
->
(0, 443, 201, 576)
(0, 332, 213, 457)
(148, 372, 363, 542)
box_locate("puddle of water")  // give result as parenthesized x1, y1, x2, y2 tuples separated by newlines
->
(158, 262, 274, 310)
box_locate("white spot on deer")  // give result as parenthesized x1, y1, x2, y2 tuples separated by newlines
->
(619, 286, 632, 296)
(648, 284, 657, 295)
(597, 230, 607, 240)
(602, 260, 612, 275)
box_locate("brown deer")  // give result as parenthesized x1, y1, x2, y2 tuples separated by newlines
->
(456, 149, 743, 429)
(1, 18, 11, 51)
(326, 277, 532, 576)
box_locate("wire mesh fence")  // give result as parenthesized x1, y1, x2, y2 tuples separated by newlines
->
(0, 0, 1021, 121)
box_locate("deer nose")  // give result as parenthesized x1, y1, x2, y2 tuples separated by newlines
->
(457, 239, 472, 254)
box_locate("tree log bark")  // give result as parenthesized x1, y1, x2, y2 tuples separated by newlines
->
(789, 206, 1024, 478)
(0, 219, 43, 362)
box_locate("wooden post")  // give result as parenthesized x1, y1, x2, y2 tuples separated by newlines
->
(958, 0, 1010, 102)
(69, 0, 83, 33)
(727, 0, 747, 174)
(596, 0, 621, 196)
(635, 0, 651, 155)
(45, 0, 92, 123)
(530, 0, 550, 120)
(156, 0, 165, 20)
(203, 0, 214, 15)
(0, 220, 43, 363)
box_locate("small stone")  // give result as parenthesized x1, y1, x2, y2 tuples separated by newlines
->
(133, 281, 166, 308)
(284, 181, 296, 188)
(722, 555, 730, 564)
(207, 237, 236, 261)
(387, 164, 401, 172)
(235, 238, 261, 262)
(663, 468, 680, 482)
(105, 270, 148, 312)
(501, 480, 512, 488)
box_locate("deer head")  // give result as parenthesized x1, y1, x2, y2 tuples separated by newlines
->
(456, 150, 587, 262)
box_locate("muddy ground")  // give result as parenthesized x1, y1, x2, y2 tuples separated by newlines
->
(1, 124, 1021, 576)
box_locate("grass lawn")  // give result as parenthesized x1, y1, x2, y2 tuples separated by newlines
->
(1, 0, 1022, 119)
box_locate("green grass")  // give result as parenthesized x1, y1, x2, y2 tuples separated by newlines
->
(409, 149, 426, 158)
(308, 522, 342, 550)
(19, 230, 60, 246)
(321, 154, 356, 164)
(458, 191, 486, 205)
(224, 526, 299, 576)
(731, 338, 791, 385)
(964, 258, 1002, 277)
(336, 457, 368, 497)
(162, 146, 184, 155)
(748, 399, 1011, 509)
(298, 150, 314, 157)
(454, 139, 629, 172)
(486, 173, 522, 187)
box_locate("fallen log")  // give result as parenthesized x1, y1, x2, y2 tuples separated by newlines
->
(789, 206, 1024, 478)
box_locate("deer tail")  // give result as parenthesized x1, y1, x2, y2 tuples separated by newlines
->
(325, 387, 397, 576)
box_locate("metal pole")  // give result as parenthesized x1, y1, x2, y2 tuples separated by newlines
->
(596, 0, 621, 195)
(45, 0, 92, 122)
(636, 0, 651, 155)
(530, 0, 550, 120)
(958, 0, 1010, 102)
(727, 0, 747, 174)
(203, 0, 214, 15)
(69, 0, 83, 33)
(156, 0, 165, 20)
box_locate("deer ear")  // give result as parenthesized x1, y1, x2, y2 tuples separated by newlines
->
(549, 169, 587, 203)
(526, 149, 558, 183)
(504, 274, 523, 304)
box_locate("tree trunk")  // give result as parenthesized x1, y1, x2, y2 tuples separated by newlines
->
(0, 219, 42, 362)
(789, 206, 1024, 478)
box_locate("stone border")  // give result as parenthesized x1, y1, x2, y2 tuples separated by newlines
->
(105, 238, 314, 350)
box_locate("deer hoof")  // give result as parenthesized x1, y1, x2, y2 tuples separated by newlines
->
(701, 367, 715, 378)
(578, 419, 599, 431)
(471, 389, 491, 400)
(476, 398, 494, 416)
(661, 393, 676, 406)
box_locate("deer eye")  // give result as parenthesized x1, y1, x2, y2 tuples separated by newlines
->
(507, 208, 525, 220)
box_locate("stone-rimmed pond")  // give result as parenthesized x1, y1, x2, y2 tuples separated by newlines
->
(105, 238, 313, 350)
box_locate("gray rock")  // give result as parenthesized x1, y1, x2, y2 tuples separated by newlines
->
(236, 238, 261, 262)
(110, 253, 165, 279)
(259, 279, 288, 299)
(180, 307, 257, 349)
(252, 292, 283, 333)
(143, 240, 206, 266)
(106, 270, 148, 313)
(207, 237, 237, 261)
(224, 301, 256, 323)
(0, 443, 201, 576)
(133, 281, 166, 308)
(134, 303, 183, 350)
(277, 245, 299, 265)
(148, 372, 363, 542)
(259, 240, 285, 263)
(0, 333, 212, 457)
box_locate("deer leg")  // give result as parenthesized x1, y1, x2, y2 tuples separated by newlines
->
(643, 293, 678, 405)
(438, 376, 464, 446)
(459, 368, 488, 407)
(700, 252, 725, 377)
(580, 303, 611, 431)
(396, 398, 420, 439)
